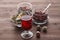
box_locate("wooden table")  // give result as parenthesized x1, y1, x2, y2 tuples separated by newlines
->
(0, 0, 60, 40)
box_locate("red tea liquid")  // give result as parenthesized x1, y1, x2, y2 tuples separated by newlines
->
(21, 15, 32, 30)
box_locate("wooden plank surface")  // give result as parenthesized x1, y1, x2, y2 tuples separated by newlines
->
(0, 0, 60, 40)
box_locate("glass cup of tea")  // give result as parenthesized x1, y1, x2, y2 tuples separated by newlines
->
(21, 15, 33, 39)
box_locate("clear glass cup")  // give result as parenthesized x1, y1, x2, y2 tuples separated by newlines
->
(21, 15, 33, 39)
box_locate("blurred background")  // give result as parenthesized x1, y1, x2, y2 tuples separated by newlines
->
(0, 0, 60, 40)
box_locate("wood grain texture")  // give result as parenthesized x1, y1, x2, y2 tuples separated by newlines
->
(0, 0, 60, 40)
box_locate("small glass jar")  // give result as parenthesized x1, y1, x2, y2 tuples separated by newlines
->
(33, 8, 48, 25)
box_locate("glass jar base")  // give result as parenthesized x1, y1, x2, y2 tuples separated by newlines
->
(21, 31, 33, 39)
